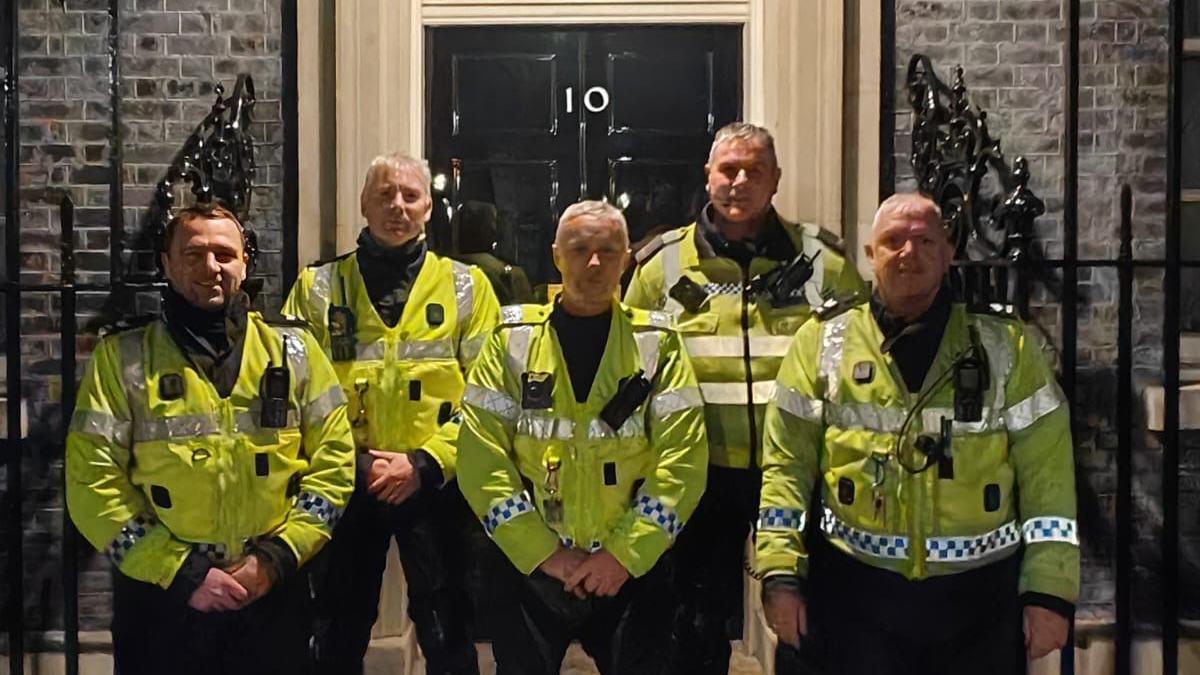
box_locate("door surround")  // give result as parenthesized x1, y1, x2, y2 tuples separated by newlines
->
(297, 0, 876, 271)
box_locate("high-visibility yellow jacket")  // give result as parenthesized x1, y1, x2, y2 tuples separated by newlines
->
(457, 301, 708, 577)
(66, 313, 355, 590)
(755, 300, 1080, 605)
(283, 250, 500, 480)
(624, 217, 867, 469)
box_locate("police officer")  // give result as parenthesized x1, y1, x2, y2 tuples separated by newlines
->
(66, 203, 355, 674)
(757, 192, 1079, 674)
(457, 200, 708, 674)
(624, 122, 867, 674)
(449, 200, 536, 305)
(283, 152, 499, 675)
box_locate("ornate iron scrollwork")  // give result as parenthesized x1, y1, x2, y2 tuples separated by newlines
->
(147, 74, 258, 261)
(907, 54, 1057, 316)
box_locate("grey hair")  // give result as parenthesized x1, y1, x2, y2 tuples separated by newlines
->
(708, 122, 778, 165)
(872, 192, 943, 230)
(362, 151, 432, 194)
(556, 200, 629, 245)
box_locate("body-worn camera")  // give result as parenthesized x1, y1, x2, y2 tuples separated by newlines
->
(599, 370, 653, 432)
(754, 250, 820, 307)
(328, 305, 357, 362)
(668, 277, 709, 314)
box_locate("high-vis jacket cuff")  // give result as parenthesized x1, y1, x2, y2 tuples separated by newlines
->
(1020, 591, 1075, 621)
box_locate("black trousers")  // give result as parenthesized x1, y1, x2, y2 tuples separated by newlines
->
(778, 535, 1027, 675)
(668, 464, 761, 675)
(111, 564, 313, 675)
(313, 480, 479, 675)
(487, 548, 674, 675)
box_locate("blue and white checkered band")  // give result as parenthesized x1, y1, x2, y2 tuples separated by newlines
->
(483, 492, 536, 535)
(297, 491, 342, 530)
(194, 542, 229, 563)
(1022, 516, 1079, 546)
(758, 507, 806, 532)
(561, 537, 602, 552)
(925, 521, 1022, 562)
(819, 508, 909, 560)
(106, 515, 157, 566)
(634, 494, 682, 540)
(703, 282, 742, 297)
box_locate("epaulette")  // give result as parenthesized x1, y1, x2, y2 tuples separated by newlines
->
(625, 307, 672, 331)
(306, 250, 355, 268)
(499, 303, 550, 326)
(800, 223, 847, 255)
(98, 314, 156, 338)
(812, 292, 865, 321)
(634, 228, 687, 265)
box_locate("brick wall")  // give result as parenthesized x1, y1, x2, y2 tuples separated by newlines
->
(894, 0, 1177, 623)
(3, 0, 284, 632)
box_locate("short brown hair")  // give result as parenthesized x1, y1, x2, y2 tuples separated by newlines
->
(161, 203, 244, 253)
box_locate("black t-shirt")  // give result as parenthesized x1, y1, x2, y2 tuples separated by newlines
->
(549, 302, 611, 403)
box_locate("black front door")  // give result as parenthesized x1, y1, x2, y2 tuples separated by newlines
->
(427, 25, 742, 286)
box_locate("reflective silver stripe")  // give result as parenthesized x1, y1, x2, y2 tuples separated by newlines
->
(818, 313, 851, 399)
(506, 325, 534, 376)
(398, 338, 455, 361)
(460, 334, 486, 364)
(699, 380, 776, 405)
(118, 329, 148, 416)
(633, 331, 662, 380)
(69, 409, 131, 447)
(758, 506, 806, 532)
(517, 414, 574, 441)
(304, 385, 346, 423)
(819, 507, 909, 559)
(588, 416, 645, 439)
(925, 521, 1021, 562)
(277, 327, 310, 393)
(107, 515, 157, 566)
(661, 238, 682, 315)
(133, 414, 222, 442)
(972, 317, 1012, 413)
(463, 383, 520, 421)
(356, 341, 386, 361)
(296, 490, 342, 529)
(1003, 382, 1064, 432)
(634, 494, 682, 539)
(234, 409, 301, 433)
(310, 264, 333, 307)
(683, 335, 794, 359)
(483, 491, 536, 534)
(500, 304, 524, 324)
(451, 260, 474, 329)
(1022, 516, 1079, 546)
(773, 385, 823, 423)
(650, 386, 703, 419)
(824, 401, 905, 434)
